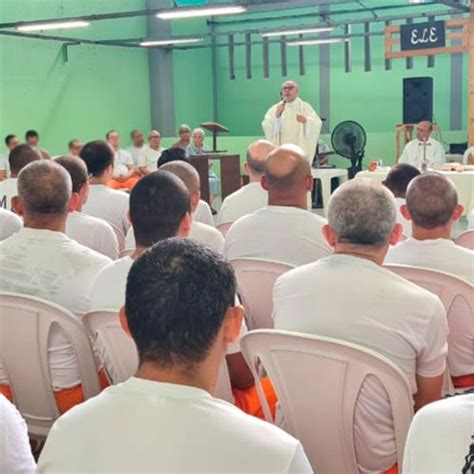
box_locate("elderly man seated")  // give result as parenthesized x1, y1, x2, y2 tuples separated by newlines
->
(273, 178, 448, 473)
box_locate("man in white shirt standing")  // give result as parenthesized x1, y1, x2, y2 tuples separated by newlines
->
(0, 208, 22, 240)
(262, 80, 322, 161)
(106, 130, 139, 190)
(218, 139, 275, 226)
(0, 160, 110, 413)
(0, 134, 20, 181)
(0, 144, 41, 210)
(224, 145, 330, 266)
(273, 178, 448, 473)
(38, 238, 313, 474)
(399, 121, 445, 169)
(56, 156, 119, 259)
(81, 140, 131, 240)
(127, 129, 144, 166)
(137, 129, 164, 175)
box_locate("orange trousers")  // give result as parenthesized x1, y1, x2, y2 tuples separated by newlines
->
(108, 173, 140, 190)
(452, 373, 474, 389)
(232, 377, 277, 420)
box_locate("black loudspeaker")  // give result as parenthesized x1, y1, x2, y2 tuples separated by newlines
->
(403, 77, 433, 124)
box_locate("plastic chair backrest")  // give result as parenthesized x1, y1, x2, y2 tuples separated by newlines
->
(455, 230, 474, 250)
(230, 258, 294, 329)
(110, 223, 125, 252)
(217, 222, 232, 237)
(241, 330, 413, 474)
(0, 293, 101, 438)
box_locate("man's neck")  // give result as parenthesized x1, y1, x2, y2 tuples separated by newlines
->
(268, 195, 307, 210)
(110, 144, 119, 152)
(89, 176, 109, 186)
(150, 144, 160, 151)
(412, 224, 451, 241)
(333, 244, 388, 266)
(249, 173, 263, 183)
(23, 217, 67, 233)
(131, 245, 148, 260)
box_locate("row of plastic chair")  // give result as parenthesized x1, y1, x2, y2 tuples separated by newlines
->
(455, 229, 474, 250)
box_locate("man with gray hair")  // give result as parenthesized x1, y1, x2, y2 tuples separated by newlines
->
(273, 178, 448, 473)
(217, 140, 275, 226)
(0, 160, 110, 413)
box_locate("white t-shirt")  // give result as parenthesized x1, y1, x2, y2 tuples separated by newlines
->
(386, 237, 474, 377)
(0, 152, 10, 176)
(127, 145, 144, 167)
(0, 394, 36, 474)
(399, 137, 446, 169)
(0, 228, 111, 389)
(394, 197, 411, 236)
(137, 145, 163, 173)
(66, 211, 119, 260)
(224, 205, 331, 267)
(273, 254, 448, 473)
(113, 149, 134, 177)
(217, 181, 268, 225)
(403, 394, 474, 474)
(0, 208, 22, 240)
(82, 184, 130, 237)
(0, 177, 17, 210)
(190, 221, 224, 254)
(194, 199, 215, 227)
(37, 377, 312, 474)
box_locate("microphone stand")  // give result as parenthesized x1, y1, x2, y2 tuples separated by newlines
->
(421, 138, 428, 173)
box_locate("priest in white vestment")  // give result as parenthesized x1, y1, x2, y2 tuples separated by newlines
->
(262, 80, 322, 162)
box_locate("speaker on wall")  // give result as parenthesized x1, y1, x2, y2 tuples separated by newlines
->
(403, 77, 433, 124)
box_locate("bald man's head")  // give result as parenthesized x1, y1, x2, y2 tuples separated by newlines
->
(246, 140, 275, 177)
(406, 172, 459, 229)
(9, 144, 42, 176)
(160, 161, 200, 195)
(17, 160, 72, 218)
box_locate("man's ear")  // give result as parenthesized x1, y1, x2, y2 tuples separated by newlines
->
(222, 305, 244, 346)
(322, 224, 336, 248)
(80, 182, 90, 205)
(68, 192, 81, 213)
(119, 306, 132, 339)
(400, 204, 411, 221)
(191, 191, 200, 211)
(243, 162, 249, 175)
(305, 175, 313, 191)
(178, 212, 192, 237)
(11, 196, 23, 216)
(260, 175, 268, 191)
(389, 222, 404, 246)
(451, 204, 464, 222)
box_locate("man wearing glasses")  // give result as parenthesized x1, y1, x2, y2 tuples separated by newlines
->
(262, 80, 322, 162)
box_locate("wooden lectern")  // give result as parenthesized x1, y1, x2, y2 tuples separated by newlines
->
(189, 154, 241, 203)
(200, 121, 229, 152)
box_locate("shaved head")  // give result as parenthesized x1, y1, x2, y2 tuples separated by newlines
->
(264, 145, 310, 190)
(160, 161, 200, 195)
(9, 144, 41, 176)
(17, 160, 72, 217)
(406, 172, 458, 229)
(246, 140, 275, 175)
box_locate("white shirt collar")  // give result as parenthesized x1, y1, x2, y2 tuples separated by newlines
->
(122, 377, 212, 399)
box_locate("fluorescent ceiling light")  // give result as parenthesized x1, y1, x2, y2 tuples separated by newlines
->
(157, 5, 247, 20)
(140, 37, 202, 47)
(287, 37, 349, 46)
(408, 0, 427, 3)
(262, 27, 335, 37)
(17, 20, 90, 32)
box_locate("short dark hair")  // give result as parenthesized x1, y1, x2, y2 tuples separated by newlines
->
(105, 130, 116, 140)
(382, 163, 420, 198)
(9, 144, 41, 175)
(130, 170, 191, 247)
(80, 140, 114, 177)
(130, 129, 142, 137)
(4, 134, 16, 147)
(158, 148, 189, 168)
(125, 238, 236, 368)
(25, 130, 38, 140)
(68, 139, 80, 149)
(55, 156, 88, 194)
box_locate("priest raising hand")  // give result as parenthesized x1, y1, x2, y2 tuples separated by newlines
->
(262, 80, 322, 162)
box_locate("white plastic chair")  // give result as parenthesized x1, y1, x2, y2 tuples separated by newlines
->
(217, 221, 233, 237)
(230, 258, 294, 330)
(110, 223, 125, 252)
(241, 330, 413, 474)
(0, 293, 101, 438)
(455, 229, 474, 250)
(384, 264, 474, 393)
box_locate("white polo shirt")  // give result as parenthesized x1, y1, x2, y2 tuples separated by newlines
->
(137, 145, 163, 173)
(0, 153, 10, 177)
(0, 394, 36, 474)
(82, 184, 130, 237)
(217, 181, 268, 225)
(194, 199, 215, 227)
(399, 137, 445, 169)
(0, 177, 17, 210)
(386, 237, 474, 376)
(0, 228, 111, 389)
(37, 377, 312, 474)
(190, 221, 224, 254)
(273, 254, 448, 473)
(66, 211, 119, 260)
(395, 197, 411, 236)
(224, 205, 331, 266)
(127, 145, 144, 167)
(403, 394, 474, 474)
(0, 208, 22, 241)
(113, 149, 134, 177)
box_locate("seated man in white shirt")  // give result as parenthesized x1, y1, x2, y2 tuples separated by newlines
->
(67, 139, 82, 158)
(224, 144, 330, 266)
(273, 178, 448, 473)
(382, 163, 420, 237)
(218, 139, 275, 225)
(106, 130, 139, 190)
(38, 238, 313, 474)
(137, 129, 164, 175)
(0, 144, 41, 210)
(403, 394, 474, 474)
(0, 208, 22, 240)
(56, 156, 119, 259)
(386, 172, 474, 387)
(80, 140, 130, 240)
(127, 129, 144, 166)
(160, 161, 224, 253)
(0, 134, 20, 181)
(0, 160, 111, 413)
(399, 121, 445, 169)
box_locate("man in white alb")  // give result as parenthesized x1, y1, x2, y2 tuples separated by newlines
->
(218, 140, 275, 226)
(0, 134, 20, 180)
(137, 129, 164, 175)
(386, 172, 474, 387)
(399, 121, 445, 169)
(273, 178, 448, 473)
(56, 156, 119, 259)
(224, 145, 330, 267)
(127, 129, 145, 166)
(80, 140, 130, 239)
(262, 80, 322, 161)
(0, 208, 22, 241)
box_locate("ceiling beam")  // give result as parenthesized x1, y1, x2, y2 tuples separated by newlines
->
(434, 0, 469, 12)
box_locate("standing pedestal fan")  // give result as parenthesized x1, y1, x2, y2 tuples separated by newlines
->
(331, 121, 366, 179)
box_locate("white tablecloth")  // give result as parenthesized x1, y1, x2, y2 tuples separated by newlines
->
(356, 169, 474, 215)
(312, 168, 348, 216)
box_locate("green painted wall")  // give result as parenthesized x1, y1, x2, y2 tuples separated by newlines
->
(0, 0, 151, 156)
